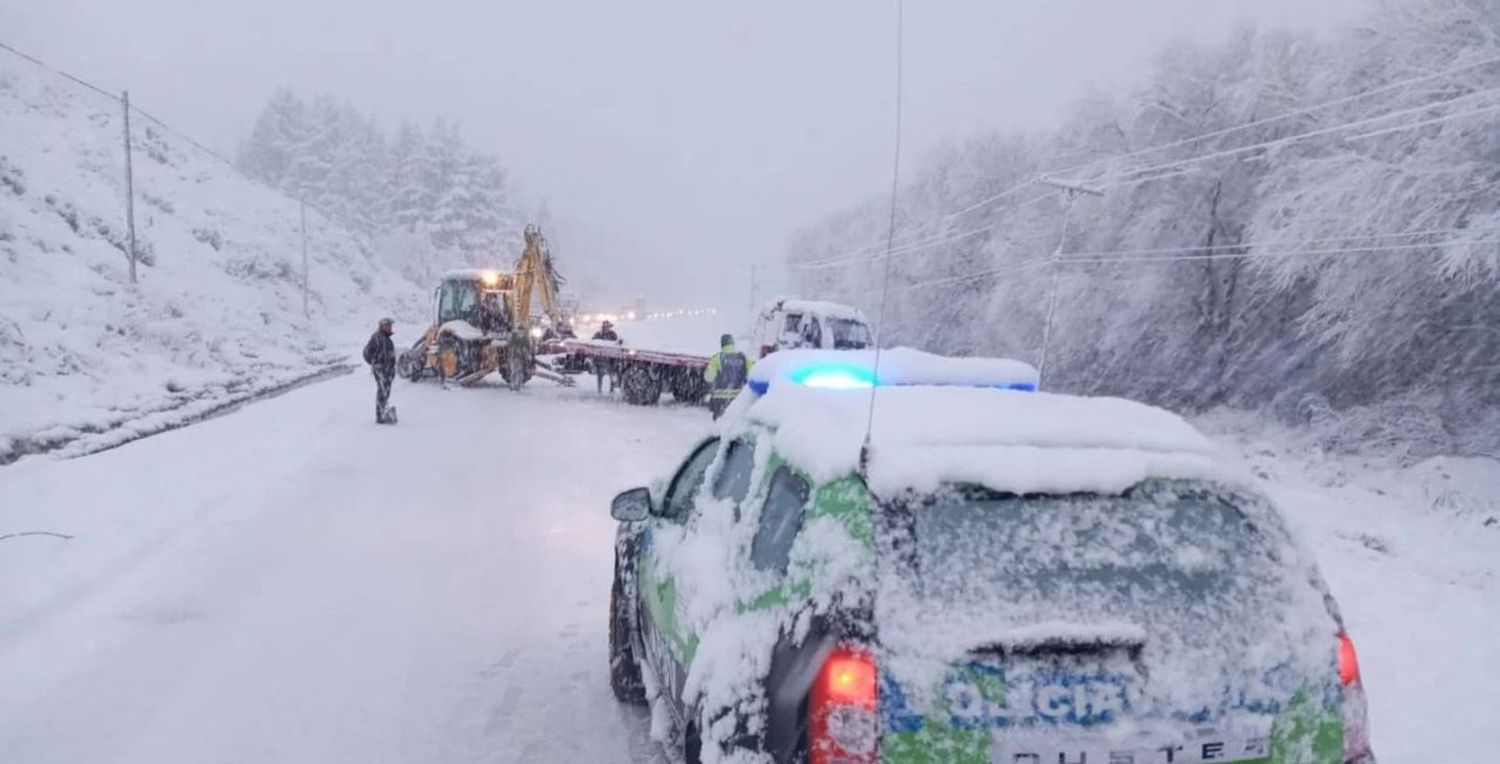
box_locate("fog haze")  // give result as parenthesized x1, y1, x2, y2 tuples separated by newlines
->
(3, 0, 1369, 307)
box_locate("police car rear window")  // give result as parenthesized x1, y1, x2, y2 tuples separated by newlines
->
(902, 481, 1296, 638)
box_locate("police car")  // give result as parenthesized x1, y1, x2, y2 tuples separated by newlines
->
(607, 350, 1375, 764)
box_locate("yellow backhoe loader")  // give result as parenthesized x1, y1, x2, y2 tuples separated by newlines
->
(396, 226, 574, 389)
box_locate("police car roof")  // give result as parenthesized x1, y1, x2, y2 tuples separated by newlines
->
(733, 351, 1232, 496)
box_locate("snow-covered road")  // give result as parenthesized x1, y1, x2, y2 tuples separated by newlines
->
(0, 373, 709, 763)
(1, 372, 1495, 763)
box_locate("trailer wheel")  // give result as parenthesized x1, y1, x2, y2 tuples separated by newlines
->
(670, 371, 709, 405)
(620, 364, 662, 406)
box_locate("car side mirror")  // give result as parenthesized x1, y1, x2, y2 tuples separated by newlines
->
(611, 487, 652, 522)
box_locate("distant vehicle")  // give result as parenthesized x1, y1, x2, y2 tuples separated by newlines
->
(751, 298, 874, 357)
(606, 350, 1375, 764)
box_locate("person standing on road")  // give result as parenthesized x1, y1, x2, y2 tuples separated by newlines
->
(363, 318, 398, 424)
(591, 320, 622, 394)
(704, 333, 752, 420)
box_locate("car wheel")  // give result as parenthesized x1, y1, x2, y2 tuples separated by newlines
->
(683, 718, 703, 764)
(608, 553, 646, 704)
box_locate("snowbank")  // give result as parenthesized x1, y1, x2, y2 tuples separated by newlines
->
(0, 54, 422, 463)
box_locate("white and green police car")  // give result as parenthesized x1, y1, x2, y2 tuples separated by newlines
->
(607, 350, 1375, 764)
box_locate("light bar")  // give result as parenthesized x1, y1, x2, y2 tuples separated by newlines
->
(790, 363, 876, 390)
(747, 352, 1039, 397)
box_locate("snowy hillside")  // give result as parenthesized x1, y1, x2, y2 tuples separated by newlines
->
(0, 54, 424, 463)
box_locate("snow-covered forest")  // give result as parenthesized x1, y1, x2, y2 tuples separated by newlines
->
(789, 0, 1500, 456)
(238, 90, 527, 283)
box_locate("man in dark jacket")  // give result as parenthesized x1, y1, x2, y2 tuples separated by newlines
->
(591, 320, 622, 393)
(363, 318, 398, 424)
(592, 320, 619, 342)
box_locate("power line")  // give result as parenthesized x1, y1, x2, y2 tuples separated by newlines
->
(799, 55, 1500, 268)
(796, 224, 989, 271)
(1047, 225, 1500, 260)
(1097, 86, 1500, 185)
(1057, 238, 1500, 265)
(865, 0, 904, 442)
(847, 230, 1498, 299)
(796, 190, 1060, 270)
(1053, 53, 1500, 179)
(891, 257, 1050, 293)
(1342, 100, 1500, 142)
(808, 178, 1039, 269)
(0, 39, 338, 225)
(799, 87, 1500, 278)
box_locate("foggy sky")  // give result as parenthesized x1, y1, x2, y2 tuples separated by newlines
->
(2, 0, 1369, 310)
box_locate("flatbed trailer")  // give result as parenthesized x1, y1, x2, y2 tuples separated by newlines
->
(544, 339, 711, 406)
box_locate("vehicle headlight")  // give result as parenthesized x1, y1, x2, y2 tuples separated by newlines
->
(529, 326, 544, 339)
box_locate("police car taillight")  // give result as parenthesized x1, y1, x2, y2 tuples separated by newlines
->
(808, 645, 879, 764)
(1338, 632, 1374, 761)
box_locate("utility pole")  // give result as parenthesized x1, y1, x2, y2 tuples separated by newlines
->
(300, 197, 309, 318)
(121, 91, 138, 284)
(747, 263, 764, 336)
(1035, 176, 1104, 385)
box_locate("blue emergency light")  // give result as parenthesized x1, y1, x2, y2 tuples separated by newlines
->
(746, 357, 1037, 396)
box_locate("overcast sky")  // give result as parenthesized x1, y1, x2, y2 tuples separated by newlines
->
(3, 0, 1370, 309)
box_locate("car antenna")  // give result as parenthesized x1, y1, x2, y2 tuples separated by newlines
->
(862, 0, 904, 477)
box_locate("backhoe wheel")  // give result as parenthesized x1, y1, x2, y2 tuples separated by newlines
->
(620, 364, 662, 406)
(505, 350, 529, 391)
(398, 353, 424, 382)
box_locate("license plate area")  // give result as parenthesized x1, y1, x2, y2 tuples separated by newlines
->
(991, 726, 1272, 764)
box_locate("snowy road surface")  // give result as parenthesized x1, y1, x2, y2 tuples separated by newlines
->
(2, 373, 1496, 762)
(0, 373, 707, 763)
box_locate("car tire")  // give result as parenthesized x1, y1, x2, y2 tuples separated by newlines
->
(608, 554, 647, 705)
(683, 718, 703, 764)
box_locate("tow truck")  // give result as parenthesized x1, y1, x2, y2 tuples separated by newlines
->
(545, 298, 874, 406)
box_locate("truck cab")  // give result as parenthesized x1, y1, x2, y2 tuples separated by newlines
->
(751, 298, 873, 358)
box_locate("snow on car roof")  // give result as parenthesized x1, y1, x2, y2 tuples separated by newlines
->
(736, 360, 1232, 495)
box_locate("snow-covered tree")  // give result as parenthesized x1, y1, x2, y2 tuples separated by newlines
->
(238, 91, 530, 284)
(788, 0, 1500, 453)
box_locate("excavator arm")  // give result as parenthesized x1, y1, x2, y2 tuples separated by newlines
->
(511, 224, 567, 333)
